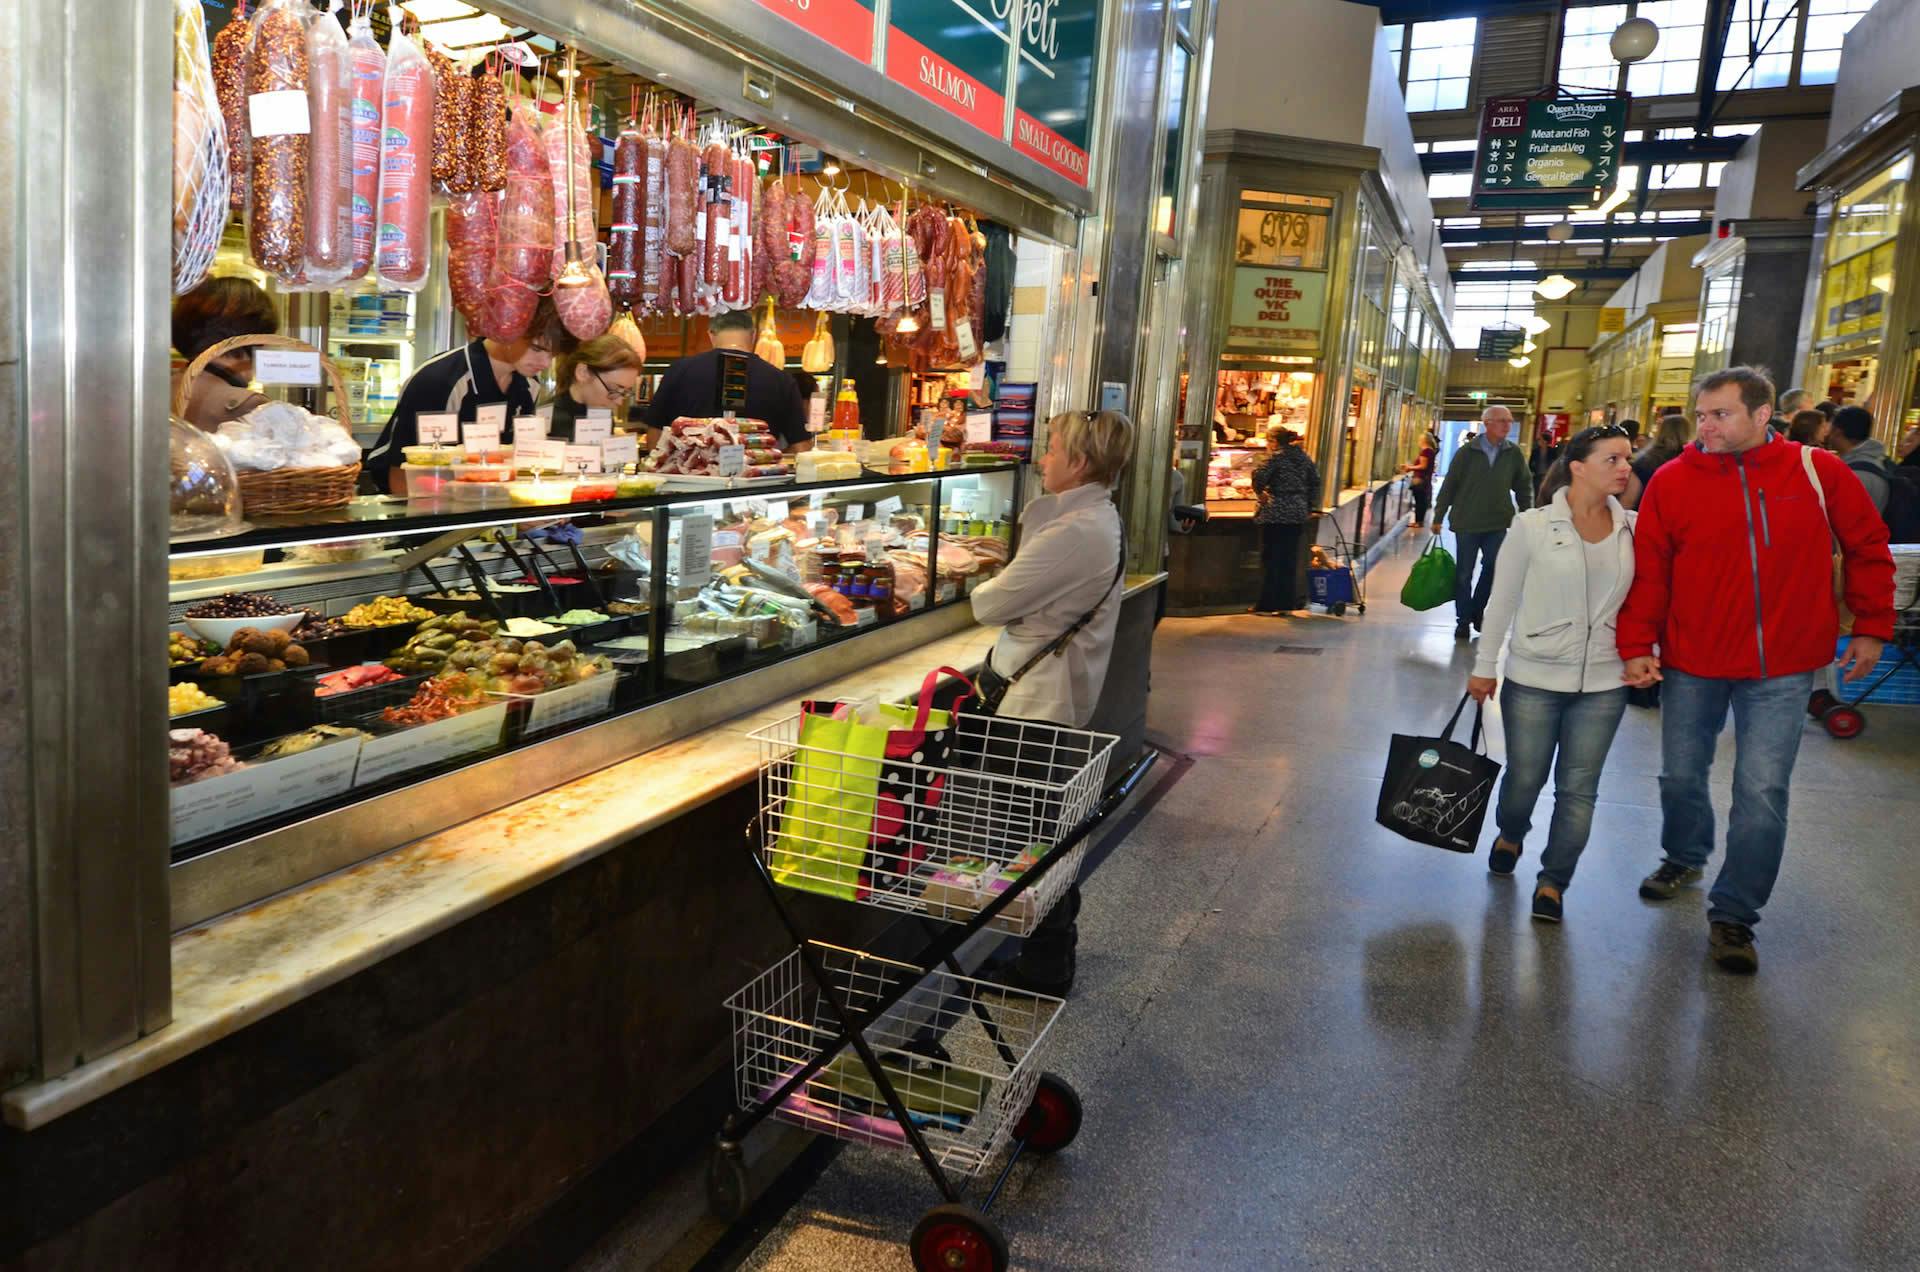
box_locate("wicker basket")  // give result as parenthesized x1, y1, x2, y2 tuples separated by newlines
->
(172, 334, 362, 515)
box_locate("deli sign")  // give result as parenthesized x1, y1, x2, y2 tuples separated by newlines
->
(748, 0, 877, 64)
(1227, 267, 1327, 353)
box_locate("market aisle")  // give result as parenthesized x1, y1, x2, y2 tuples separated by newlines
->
(706, 533, 1920, 1271)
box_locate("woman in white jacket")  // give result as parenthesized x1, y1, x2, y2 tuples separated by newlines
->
(1468, 424, 1651, 922)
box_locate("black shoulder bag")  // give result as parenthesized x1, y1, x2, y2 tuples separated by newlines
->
(974, 550, 1127, 716)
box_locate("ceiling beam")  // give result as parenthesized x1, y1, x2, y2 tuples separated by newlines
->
(1422, 134, 1750, 173)
(1441, 219, 1712, 243)
(1369, 1, 1558, 23)
(1450, 266, 1637, 282)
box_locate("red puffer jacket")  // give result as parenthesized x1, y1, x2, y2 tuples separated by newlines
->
(1617, 435, 1895, 680)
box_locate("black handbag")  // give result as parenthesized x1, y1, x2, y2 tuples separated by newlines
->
(1375, 692, 1503, 853)
(975, 551, 1126, 716)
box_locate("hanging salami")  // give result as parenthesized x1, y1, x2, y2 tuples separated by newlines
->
(303, 7, 353, 287)
(447, 190, 496, 331)
(425, 41, 465, 192)
(471, 61, 507, 192)
(211, 0, 253, 216)
(642, 118, 667, 310)
(374, 22, 433, 290)
(665, 131, 699, 257)
(545, 91, 597, 280)
(345, 6, 385, 280)
(481, 100, 553, 340)
(608, 102, 644, 310)
(244, 0, 310, 283)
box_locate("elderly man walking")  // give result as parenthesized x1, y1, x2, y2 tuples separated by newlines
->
(1431, 405, 1534, 641)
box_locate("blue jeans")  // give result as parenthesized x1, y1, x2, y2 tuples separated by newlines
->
(1659, 668, 1814, 928)
(1495, 683, 1629, 891)
(1452, 529, 1506, 626)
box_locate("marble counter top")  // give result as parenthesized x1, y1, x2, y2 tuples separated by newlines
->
(4, 625, 1003, 1131)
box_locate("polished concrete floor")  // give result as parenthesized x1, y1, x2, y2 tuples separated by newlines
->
(697, 535, 1920, 1270)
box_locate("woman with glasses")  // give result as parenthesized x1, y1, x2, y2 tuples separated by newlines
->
(1467, 424, 1651, 922)
(546, 334, 645, 443)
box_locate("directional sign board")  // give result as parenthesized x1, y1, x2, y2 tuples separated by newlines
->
(1476, 324, 1526, 362)
(1472, 94, 1629, 212)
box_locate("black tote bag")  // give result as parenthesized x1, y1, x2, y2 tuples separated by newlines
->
(1376, 693, 1502, 853)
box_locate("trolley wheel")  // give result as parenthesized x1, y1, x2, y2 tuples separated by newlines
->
(1807, 688, 1839, 719)
(1329, 602, 1347, 617)
(910, 1204, 1009, 1272)
(1822, 704, 1867, 739)
(1013, 1071, 1083, 1155)
(1358, 603, 1368, 614)
(706, 1142, 750, 1222)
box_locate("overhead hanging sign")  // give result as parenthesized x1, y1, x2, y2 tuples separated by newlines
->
(1471, 94, 1628, 212)
(1476, 325, 1526, 361)
(750, 0, 877, 64)
(885, 0, 1011, 139)
(1597, 306, 1626, 334)
(1225, 266, 1327, 353)
(1011, 0, 1100, 184)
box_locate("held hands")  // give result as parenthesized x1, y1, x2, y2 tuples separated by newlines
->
(1838, 636, 1886, 683)
(1623, 655, 1662, 688)
(1467, 674, 1498, 704)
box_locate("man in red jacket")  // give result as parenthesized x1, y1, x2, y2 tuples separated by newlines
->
(1617, 367, 1894, 972)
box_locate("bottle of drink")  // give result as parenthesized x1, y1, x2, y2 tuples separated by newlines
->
(832, 383, 860, 438)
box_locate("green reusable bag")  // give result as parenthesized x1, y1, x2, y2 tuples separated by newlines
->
(1400, 538, 1456, 611)
(769, 705, 889, 899)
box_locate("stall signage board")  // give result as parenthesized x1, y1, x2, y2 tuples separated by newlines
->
(1472, 94, 1628, 211)
(679, 515, 715, 588)
(885, 0, 1008, 139)
(1476, 324, 1526, 361)
(1224, 266, 1326, 353)
(516, 675, 620, 739)
(254, 349, 323, 385)
(1010, 0, 1100, 184)
(170, 738, 362, 846)
(1598, 307, 1626, 334)
(751, 0, 876, 62)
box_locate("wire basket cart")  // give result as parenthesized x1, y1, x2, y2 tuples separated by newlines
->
(1311, 504, 1367, 617)
(1807, 548, 1920, 738)
(713, 675, 1123, 1271)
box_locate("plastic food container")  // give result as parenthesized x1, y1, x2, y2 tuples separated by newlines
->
(507, 478, 577, 506)
(402, 444, 457, 467)
(451, 462, 513, 484)
(402, 464, 453, 498)
(462, 448, 510, 464)
(615, 475, 664, 497)
(186, 612, 304, 646)
(571, 478, 619, 502)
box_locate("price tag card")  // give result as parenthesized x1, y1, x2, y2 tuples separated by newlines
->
(573, 415, 613, 448)
(965, 412, 994, 444)
(937, 582, 959, 604)
(475, 403, 509, 434)
(353, 703, 509, 788)
(876, 495, 904, 517)
(847, 504, 867, 522)
(805, 511, 830, 537)
(808, 395, 828, 433)
(763, 500, 789, 522)
(601, 435, 640, 471)
(514, 411, 550, 441)
(964, 575, 984, 595)
(908, 591, 927, 612)
(169, 764, 264, 846)
(253, 738, 362, 818)
(416, 413, 459, 445)
(253, 349, 323, 386)
(462, 421, 502, 455)
(717, 444, 747, 476)
(952, 489, 980, 513)
(170, 739, 362, 846)
(512, 442, 548, 473)
(955, 318, 977, 363)
(678, 515, 715, 588)
(564, 444, 603, 473)
(518, 675, 620, 738)
(809, 491, 828, 509)
(248, 88, 310, 137)
(853, 607, 879, 628)
(536, 439, 568, 471)
(929, 287, 947, 328)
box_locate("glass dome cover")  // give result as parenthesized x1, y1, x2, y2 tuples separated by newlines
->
(170, 416, 246, 542)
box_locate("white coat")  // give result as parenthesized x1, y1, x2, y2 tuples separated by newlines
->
(1473, 488, 1637, 694)
(970, 482, 1124, 726)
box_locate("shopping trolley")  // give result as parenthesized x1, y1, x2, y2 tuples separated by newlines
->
(712, 679, 1120, 1271)
(1309, 503, 1367, 617)
(1807, 546, 1920, 738)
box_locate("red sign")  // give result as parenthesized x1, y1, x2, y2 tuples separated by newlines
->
(883, 25, 1005, 139)
(1536, 412, 1570, 445)
(1012, 109, 1089, 184)
(751, 0, 876, 64)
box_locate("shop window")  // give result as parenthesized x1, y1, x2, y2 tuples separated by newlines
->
(1236, 193, 1332, 270)
(1154, 39, 1194, 240)
(1404, 18, 1476, 111)
(1626, 0, 1707, 96)
(1384, 23, 1405, 67)
(1450, 279, 1537, 348)
(1827, 156, 1910, 265)
(1428, 171, 1472, 200)
(1799, 0, 1875, 85)
(1647, 162, 1702, 190)
(1560, 4, 1629, 92)
(1716, 0, 1795, 90)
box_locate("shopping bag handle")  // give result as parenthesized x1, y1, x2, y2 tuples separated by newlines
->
(1440, 691, 1487, 753)
(910, 667, 977, 732)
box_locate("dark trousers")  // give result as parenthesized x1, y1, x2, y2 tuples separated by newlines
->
(1411, 482, 1431, 526)
(1257, 521, 1304, 612)
(1452, 528, 1506, 627)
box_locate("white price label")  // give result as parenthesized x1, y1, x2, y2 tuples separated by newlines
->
(462, 421, 502, 455)
(808, 395, 827, 433)
(965, 412, 993, 444)
(573, 415, 613, 447)
(564, 444, 603, 473)
(601, 435, 640, 471)
(170, 739, 362, 846)
(253, 349, 323, 385)
(968, 362, 987, 390)
(475, 403, 509, 433)
(955, 318, 977, 362)
(678, 515, 714, 588)
(806, 512, 830, 537)
(248, 89, 311, 138)
(512, 442, 549, 473)
(517, 675, 620, 738)
(938, 582, 959, 603)
(876, 496, 903, 517)
(416, 413, 459, 445)
(929, 288, 947, 327)
(514, 411, 549, 442)
(853, 607, 878, 628)
(353, 703, 509, 788)
(717, 444, 747, 476)
(847, 504, 866, 522)
(809, 490, 828, 509)
(952, 489, 981, 513)
(908, 591, 926, 611)
(766, 500, 790, 521)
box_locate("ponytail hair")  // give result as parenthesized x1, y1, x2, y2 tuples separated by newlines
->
(1536, 422, 1631, 505)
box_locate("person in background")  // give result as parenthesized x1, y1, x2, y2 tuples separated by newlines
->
(970, 410, 1134, 996)
(1629, 412, 1691, 496)
(1469, 424, 1643, 922)
(364, 296, 575, 492)
(543, 334, 643, 444)
(1778, 387, 1813, 419)
(1618, 418, 1642, 447)
(170, 276, 280, 432)
(1250, 427, 1322, 616)
(645, 309, 811, 453)
(1618, 366, 1894, 973)
(1431, 405, 1533, 640)
(1403, 428, 1439, 528)
(1786, 408, 1831, 449)
(1898, 424, 1920, 467)
(1828, 405, 1893, 515)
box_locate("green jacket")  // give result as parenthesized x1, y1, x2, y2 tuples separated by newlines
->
(1433, 440, 1532, 533)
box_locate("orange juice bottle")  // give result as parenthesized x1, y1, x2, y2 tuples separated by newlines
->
(831, 383, 860, 436)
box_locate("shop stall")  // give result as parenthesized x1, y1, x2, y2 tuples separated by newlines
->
(1583, 235, 1706, 426)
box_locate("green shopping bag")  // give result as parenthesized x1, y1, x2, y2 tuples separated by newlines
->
(1400, 538, 1456, 611)
(769, 704, 889, 899)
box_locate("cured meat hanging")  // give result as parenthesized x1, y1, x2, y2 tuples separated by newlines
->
(607, 89, 644, 310)
(302, 5, 353, 287)
(480, 97, 552, 340)
(375, 21, 434, 290)
(446, 189, 497, 331)
(244, 0, 310, 284)
(470, 56, 507, 193)
(344, 2, 385, 280)
(210, 0, 252, 216)
(173, 0, 228, 294)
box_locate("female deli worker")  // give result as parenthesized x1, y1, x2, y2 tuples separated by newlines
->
(363, 297, 576, 492)
(967, 409, 1134, 995)
(171, 276, 280, 432)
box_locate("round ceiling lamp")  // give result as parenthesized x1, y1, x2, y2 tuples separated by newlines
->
(1547, 221, 1575, 242)
(1521, 314, 1555, 335)
(1611, 17, 1660, 64)
(1534, 273, 1579, 300)
(1508, 355, 1532, 369)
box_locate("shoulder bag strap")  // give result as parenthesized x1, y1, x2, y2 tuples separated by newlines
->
(998, 548, 1128, 688)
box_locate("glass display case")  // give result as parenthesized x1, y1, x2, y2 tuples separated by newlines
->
(166, 464, 1023, 871)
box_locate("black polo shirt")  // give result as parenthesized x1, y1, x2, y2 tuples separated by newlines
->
(364, 340, 538, 484)
(643, 348, 808, 446)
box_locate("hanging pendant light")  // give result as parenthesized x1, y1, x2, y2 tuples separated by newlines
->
(1534, 273, 1578, 300)
(1508, 355, 1532, 369)
(555, 48, 592, 291)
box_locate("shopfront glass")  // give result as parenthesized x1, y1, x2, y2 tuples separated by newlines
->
(1816, 155, 1909, 346)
